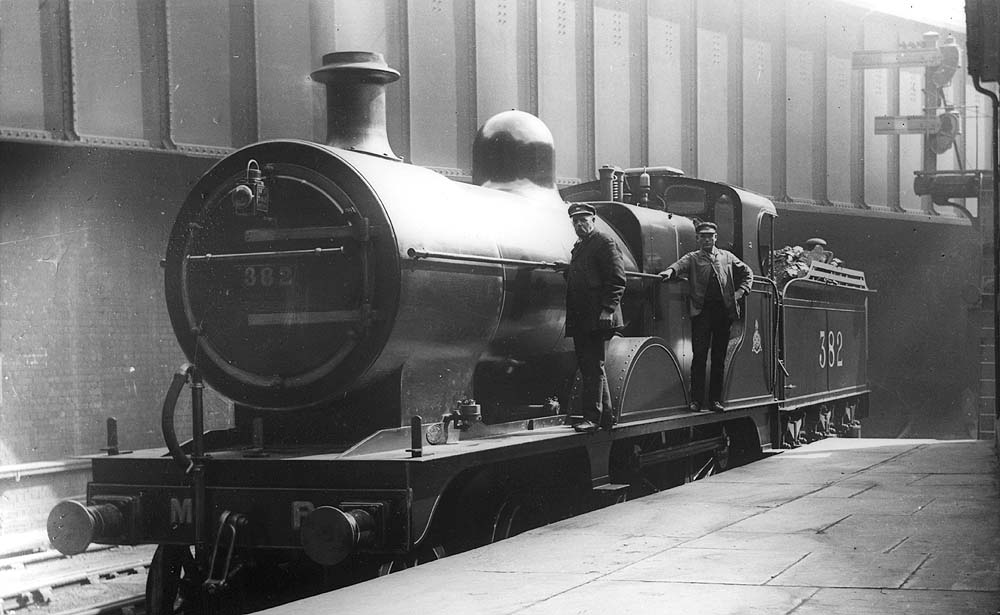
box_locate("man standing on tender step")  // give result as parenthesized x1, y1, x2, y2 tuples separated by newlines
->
(659, 221, 753, 413)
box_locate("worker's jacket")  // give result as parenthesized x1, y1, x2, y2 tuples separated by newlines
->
(667, 247, 753, 320)
(565, 231, 626, 337)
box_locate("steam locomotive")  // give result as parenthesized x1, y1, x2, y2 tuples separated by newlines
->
(46, 51, 870, 614)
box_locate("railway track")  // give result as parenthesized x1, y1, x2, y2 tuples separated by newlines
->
(47, 593, 145, 615)
(0, 544, 153, 615)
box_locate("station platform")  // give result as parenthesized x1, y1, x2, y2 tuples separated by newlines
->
(258, 438, 999, 615)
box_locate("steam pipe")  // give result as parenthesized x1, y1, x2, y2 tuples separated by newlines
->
(162, 364, 194, 473)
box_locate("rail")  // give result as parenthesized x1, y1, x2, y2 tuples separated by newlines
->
(49, 593, 144, 615)
(1, 547, 151, 612)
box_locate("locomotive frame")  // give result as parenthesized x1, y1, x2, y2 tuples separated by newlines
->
(45, 52, 870, 614)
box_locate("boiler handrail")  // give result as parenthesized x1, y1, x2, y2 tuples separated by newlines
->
(406, 247, 662, 279)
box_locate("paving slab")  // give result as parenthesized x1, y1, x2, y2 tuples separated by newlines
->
(515, 581, 818, 615)
(865, 441, 999, 474)
(681, 528, 904, 553)
(434, 528, 684, 574)
(768, 550, 930, 588)
(779, 492, 934, 515)
(902, 551, 1000, 591)
(648, 478, 816, 508)
(607, 547, 809, 585)
(720, 506, 852, 534)
(837, 479, 999, 501)
(822, 510, 1000, 555)
(262, 565, 600, 615)
(258, 439, 1000, 615)
(909, 472, 999, 487)
(543, 496, 761, 539)
(792, 587, 999, 615)
(915, 496, 1000, 516)
(800, 483, 887, 498)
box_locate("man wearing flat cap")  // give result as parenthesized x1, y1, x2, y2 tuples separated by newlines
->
(659, 221, 753, 412)
(562, 203, 626, 432)
(803, 237, 830, 265)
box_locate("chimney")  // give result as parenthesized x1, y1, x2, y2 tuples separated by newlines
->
(310, 51, 400, 159)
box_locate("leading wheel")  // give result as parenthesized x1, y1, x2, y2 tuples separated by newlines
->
(376, 544, 447, 575)
(490, 493, 547, 542)
(146, 545, 204, 615)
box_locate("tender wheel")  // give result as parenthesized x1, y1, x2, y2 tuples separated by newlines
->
(146, 545, 204, 615)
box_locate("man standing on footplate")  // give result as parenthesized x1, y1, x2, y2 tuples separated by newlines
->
(659, 221, 753, 413)
(562, 203, 626, 433)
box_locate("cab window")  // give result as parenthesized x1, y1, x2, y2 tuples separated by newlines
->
(663, 184, 707, 217)
(758, 213, 775, 277)
(713, 195, 736, 253)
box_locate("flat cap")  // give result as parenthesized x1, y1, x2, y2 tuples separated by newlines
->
(805, 237, 827, 247)
(567, 203, 597, 217)
(695, 221, 718, 233)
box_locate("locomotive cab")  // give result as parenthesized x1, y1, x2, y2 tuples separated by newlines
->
(562, 169, 780, 416)
(562, 166, 870, 446)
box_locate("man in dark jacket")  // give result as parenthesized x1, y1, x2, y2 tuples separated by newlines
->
(659, 221, 753, 412)
(563, 203, 626, 432)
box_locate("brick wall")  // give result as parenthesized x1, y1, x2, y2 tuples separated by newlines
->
(0, 144, 236, 517)
(0, 462, 90, 537)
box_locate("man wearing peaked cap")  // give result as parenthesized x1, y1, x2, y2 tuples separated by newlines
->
(659, 220, 752, 413)
(561, 203, 625, 433)
(567, 203, 597, 217)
